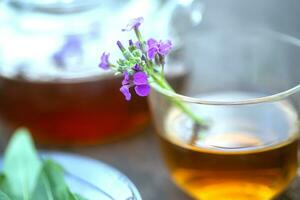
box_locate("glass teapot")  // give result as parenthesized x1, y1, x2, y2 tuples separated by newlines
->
(0, 0, 202, 146)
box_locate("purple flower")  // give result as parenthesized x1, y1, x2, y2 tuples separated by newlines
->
(120, 85, 131, 101)
(122, 71, 130, 85)
(134, 84, 151, 97)
(129, 39, 134, 46)
(98, 52, 110, 70)
(64, 35, 82, 50)
(133, 72, 150, 96)
(147, 38, 172, 60)
(133, 72, 148, 85)
(117, 40, 126, 52)
(120, 71, 150, 101)
(122, 17, 144, 31)
(53, 52, 64, 67)
(53, 35, 83, 67)
(135, 41, 141, 49)
(132, 64, 141, 71)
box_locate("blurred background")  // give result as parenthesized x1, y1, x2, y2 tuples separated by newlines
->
(0, 0, 300, 199)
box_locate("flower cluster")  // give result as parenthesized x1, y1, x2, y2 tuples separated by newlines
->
(98, 17, 172, 101)
(97, 16, 207, 133)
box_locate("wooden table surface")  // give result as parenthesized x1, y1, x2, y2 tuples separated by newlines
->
(65, 127, 299, 200)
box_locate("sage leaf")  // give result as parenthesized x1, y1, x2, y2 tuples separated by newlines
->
(0, 190, 12, 200)
(32, 160, 86, 200)
(71, 193, 88, 200)
(0, 174, 12, 199)
(2, 129, 88, 200)
(3, 128, 42, 200)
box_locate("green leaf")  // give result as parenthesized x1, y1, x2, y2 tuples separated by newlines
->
(0, 190, 12, 200)
(2, 129, 88, 200)
(32, 160, 87, 200)
(71, 193, 88, 200)
(3, 128, 42, 200)
(0, 174, 13, 199)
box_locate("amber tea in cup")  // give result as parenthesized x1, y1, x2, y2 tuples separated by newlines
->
(159, 92, 298, 200)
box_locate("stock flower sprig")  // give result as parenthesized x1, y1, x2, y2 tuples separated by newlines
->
(98, 17, 206, 129)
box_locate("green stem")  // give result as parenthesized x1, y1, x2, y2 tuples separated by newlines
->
(133, 27, 207, 133)
(134, 28, 147, 55)
(151, 73, 206, 127)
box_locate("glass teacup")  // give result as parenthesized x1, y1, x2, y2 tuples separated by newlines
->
(149, 28, 300, 200)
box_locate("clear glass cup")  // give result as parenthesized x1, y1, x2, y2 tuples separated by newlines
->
(149, 27, 300, 199)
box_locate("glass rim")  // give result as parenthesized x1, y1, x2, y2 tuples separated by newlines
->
(153, 29, 300, 106)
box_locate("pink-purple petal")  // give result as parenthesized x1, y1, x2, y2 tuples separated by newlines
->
(147, 47, 157, 60)
(120, 85, 132, 101)
(133, 72, 148, 85)
(147, 38, 158, 48)
(122, 71, 130, 85)
(135, 41, 141, 49)
(134, 84, 151, 97)
(132, 64, 141, 71)
(98, 52, 110, 70)
(158, 40, 172, 55)
(122, 17, 144, 31)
